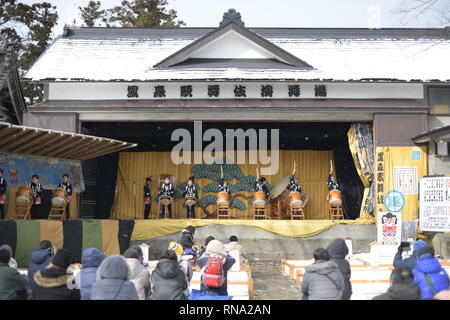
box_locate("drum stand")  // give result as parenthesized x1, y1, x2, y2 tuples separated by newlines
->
(15, 202, 31, 220)
(253, 204, 267, 220)
(158, 196, 175, 219)
(329, 204, 344, 220)
(290, 205, 305, 220)
(49, 202, 67, 221)
(217, 204, 231, 219)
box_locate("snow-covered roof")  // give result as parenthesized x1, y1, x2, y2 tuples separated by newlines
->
(24, 26, 450, 82)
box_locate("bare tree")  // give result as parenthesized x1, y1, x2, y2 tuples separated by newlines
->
(394, 0, 450, 26)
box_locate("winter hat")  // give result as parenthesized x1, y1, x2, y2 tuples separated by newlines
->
(0, 245, 12, 264)
(413, 240, 427, 254)
(52, 248, 72, 269)
(132, 245, 144, 258)
(206, 239, 225, 256)
(168, 242, 183, 256)
(417, 245, 435, 259)
(123, 248, 140, 260)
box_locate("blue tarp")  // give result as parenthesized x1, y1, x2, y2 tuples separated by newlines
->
(188, 289, 232, 300)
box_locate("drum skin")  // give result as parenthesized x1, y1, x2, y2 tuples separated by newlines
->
(185, 196, 196, 207)
(253, 191, 266, 206)
(328, 190, 343, 206)
(217, 191, 230, 206)
(160, 196, 172, 206)
(16, 186, 32, 205)
(290, 191, 304, 207)
(51, 188, 67, 206)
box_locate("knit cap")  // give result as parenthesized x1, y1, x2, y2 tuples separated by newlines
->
(205, 239, 225, 256)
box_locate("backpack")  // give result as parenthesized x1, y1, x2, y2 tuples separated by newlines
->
(202, 256, 225, 288)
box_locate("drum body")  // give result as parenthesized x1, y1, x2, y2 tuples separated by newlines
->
(185, 196, 196, 207)
(16, 186, 32, 205)
(160, 196, 172, 206)
(51, 188, 67, 206)
(290, 191, 304, 207)
(217, 191, 230, 207)
(328, 190, 343, 206)
(253, 191, 266, 206)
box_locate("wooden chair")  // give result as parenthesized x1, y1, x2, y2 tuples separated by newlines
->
(290, 205, 305, 220)
(48, 202, 67, 220)
(217, 204, 231, 219)
(329, 204, 344, 220)
(14, 202, 31, 219)
(253, 204, 267, 220)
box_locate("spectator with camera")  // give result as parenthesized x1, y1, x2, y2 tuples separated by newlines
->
(393, 239, 427, 270)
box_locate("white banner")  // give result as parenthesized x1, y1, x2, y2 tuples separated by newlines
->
(419, 176, 450, 232)
(377, 211, 402, 246)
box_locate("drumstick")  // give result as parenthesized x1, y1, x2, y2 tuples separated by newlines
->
(256, 167, 259, 180)
(330, 160, 333, 174)
(220, 165, 223, 179)
(292, 161, 296, 175)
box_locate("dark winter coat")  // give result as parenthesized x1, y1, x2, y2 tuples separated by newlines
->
(33, 266, 80, 300)
(301, 260, 345, 300)
(75, 248, 105, 300)
(413, 257, 450, 300)
(372, 281, 420, 300)
(197, 254, 236, 296)
(91, 255, 139, 300)
(151, 258, 188, 300)
(0, 263, 27, 300)
(27, 248, 53, 290)
(326, 238, 352, 300)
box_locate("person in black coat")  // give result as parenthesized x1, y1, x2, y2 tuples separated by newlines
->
(254, 177, 270, 198)
(28, 175, 44, 219)
(158, 177, 175, 218)
(326, 238, 352, 300)
(151, 250, 188, 300)
(0, 168, 7, 220)
(143, 177, 152, 219)
(57, 174, 73, 220)
(372, 267, 420, 300)
(182, 177, 198, 219)
(288, 176, 302, 194)
(33, 248, 80, 300)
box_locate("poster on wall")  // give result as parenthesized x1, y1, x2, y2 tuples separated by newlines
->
(419, 176, 450, 233)
(377, 211, 402, 246)
(0, 152, 85, 192)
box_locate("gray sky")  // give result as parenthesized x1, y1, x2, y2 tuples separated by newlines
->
(20, 0, 449, 36)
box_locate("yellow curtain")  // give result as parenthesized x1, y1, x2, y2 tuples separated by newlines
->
(132, 219, 372, 240)
(375, 146, 427, 221)
(111, 150, 334, 220)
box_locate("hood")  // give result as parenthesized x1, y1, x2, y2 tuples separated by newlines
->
(34, 268, 73, 288)
(326, 238, 348, 259)
(305, 260, 339, 275)
(96, 255, 130, 281)
(155, 259, 181, 279)
(82, 248, 105, 268)
(30, 248, 53, 265)
(126, 258, 143, 276)
(413, 240, 427, 256)
(387, 282, 420, 300)
(415, 257, 442, 274)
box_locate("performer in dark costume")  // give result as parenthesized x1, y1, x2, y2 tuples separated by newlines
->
(218, 178, 231, 194)
(57, 174, 73, 220)
(143, 177, 152, 219)
(158, 177, 175, 218)
(182, 177, 198, 219)
(254, 177, 270, 198)
(288, 175, 302, 194)
(327, 174, 342, 191)
(0, 169, 7, 220)
(28, 175, 44, 219)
